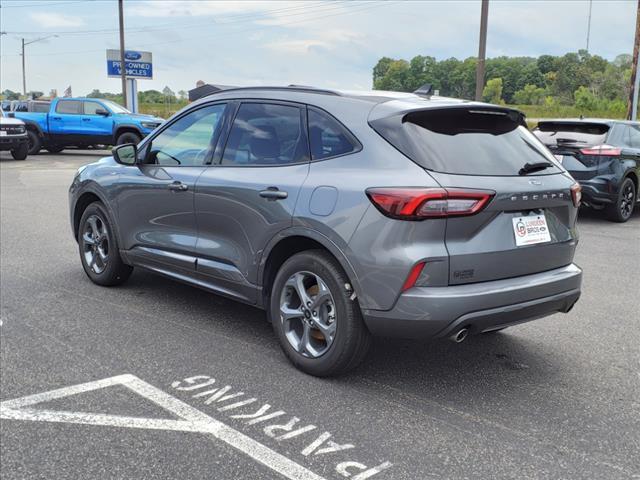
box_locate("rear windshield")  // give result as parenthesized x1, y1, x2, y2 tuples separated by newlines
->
(534, 122, 609, 147)
(371, 108, 562, 176)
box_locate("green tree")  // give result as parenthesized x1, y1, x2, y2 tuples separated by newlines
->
(513, 84, 546, 105)
(373, 59, 411, 91)
(482, 77, 503, 104)
(574, 86, 598, 110)
(372, 57, 395, 85)
(1, 89, 20, 100)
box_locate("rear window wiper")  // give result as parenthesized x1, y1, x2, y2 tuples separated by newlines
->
(519, 161, 553, 175)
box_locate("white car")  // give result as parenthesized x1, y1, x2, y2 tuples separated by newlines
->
(0, 109, 29, 160)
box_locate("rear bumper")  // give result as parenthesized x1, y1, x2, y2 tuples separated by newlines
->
(579, 179, 616, 205)
(362, 263, 582, 339)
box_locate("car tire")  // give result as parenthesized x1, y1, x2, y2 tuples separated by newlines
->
(26, 130, 42, 155)
(270, 250, 371, 377)
(78, 202, 133, 286)
(10, 142, 28, 160)
(45, 145, 65, 153)
(606, 177, 636, 223)
(116, 131, 141, 146)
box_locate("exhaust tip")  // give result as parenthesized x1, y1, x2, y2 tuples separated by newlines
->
(450, 328, 469, 343)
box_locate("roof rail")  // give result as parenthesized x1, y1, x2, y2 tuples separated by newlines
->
(191, 84, 342, 101)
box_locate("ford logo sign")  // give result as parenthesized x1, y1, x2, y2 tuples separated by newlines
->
(124, 51, 142, 61)
(528, 179, 542, 185)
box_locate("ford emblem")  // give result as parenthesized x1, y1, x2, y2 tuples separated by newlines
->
(529, 179, 542, 185)
(124, 51, 142, 61)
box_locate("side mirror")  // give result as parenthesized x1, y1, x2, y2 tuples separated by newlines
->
(95, 108, 110, 116)
(113, 143, 137, 165)
(7, 112, 15, 118)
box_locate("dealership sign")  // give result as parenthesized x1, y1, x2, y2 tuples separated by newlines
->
(106, 49, 153, 79)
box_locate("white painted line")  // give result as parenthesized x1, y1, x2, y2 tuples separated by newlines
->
(0, 374, 325, 480)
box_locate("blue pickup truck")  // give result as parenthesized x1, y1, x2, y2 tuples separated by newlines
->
(11, 97, 164, 154)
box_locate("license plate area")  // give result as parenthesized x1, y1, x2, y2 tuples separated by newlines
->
(512, 212, 551, 247)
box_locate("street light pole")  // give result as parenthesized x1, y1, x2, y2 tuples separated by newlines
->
(475, 0, 489, 101)
(21, 35, 58, 98)
(118, 0, 127, 107)
(22, 38, 26, 96)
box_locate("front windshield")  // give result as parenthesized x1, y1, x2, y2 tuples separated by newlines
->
(103, 100, 131, 114)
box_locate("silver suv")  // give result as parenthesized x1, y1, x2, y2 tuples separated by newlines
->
(69, 86, 583, 376)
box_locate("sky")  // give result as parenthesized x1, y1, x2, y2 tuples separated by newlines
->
(0, 0, 637, 96)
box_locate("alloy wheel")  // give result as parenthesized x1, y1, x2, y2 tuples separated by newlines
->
(279, 271, 336, 358)
(620, 182, 635, 219)
(82, 214, 109, 274)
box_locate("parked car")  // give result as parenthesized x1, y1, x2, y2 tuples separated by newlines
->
(0, 109, 29, 160)
(533, 119, 639, 222)
(12, 97, 164, 155)
(69, 86, 583, 376)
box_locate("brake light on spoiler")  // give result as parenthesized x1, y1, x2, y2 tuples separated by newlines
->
(580, 144, 621, 156)
(366, 187, 495, 220)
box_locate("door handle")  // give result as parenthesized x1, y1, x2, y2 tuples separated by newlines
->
(52, 117, 61, 120)
(82, 118, 91, 122)
(168, 181, 188, 191)
(259, 187, 288, 200)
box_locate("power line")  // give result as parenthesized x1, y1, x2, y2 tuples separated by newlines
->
(1, 1, 392, 58)
(2, 1, 352, 35)
(0, 0, 95, 8)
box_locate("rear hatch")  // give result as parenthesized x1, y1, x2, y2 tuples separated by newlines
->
(370, 105, 579, 285)
(533, 121, 612, 181)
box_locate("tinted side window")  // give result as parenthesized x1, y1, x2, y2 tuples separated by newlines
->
(144, 103, 226, 167)
(83, 101, 104, 115)
(15, 102, 28, 112)
(56, 100, 82, 114)
(32, 102, 50, 113)
(628, 126, 640, 149)
(308, 108, 358, 160)
(221, 103, 307, 166)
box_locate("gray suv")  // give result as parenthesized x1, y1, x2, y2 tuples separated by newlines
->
(69, 86, 583, 376)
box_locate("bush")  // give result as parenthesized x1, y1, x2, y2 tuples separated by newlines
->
(482, 78, 504, 104)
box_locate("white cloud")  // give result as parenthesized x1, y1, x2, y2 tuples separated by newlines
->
(263, 39, 330, 54)
(29, 12, 85, 28)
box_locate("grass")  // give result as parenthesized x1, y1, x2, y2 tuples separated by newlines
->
(139, 102, 188, 118)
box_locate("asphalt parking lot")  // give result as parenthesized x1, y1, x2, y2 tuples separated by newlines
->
(0, 150, 639, 480)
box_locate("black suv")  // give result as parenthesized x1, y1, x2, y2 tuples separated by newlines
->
(533, 119, 639, 222)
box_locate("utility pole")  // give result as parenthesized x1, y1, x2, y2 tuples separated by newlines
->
(118, 0, 127, 107)
(21, 39, 26, 96)
(586, 0, 593, 52)
(475, 0, 489, 101)
(628, 0, 640, 120)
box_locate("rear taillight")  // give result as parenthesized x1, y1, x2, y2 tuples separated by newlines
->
(570, 183, 582, 207)
(580, 145, 621, 156)
(366, 187, 494, 220)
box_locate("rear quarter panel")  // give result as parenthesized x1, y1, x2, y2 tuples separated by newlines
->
(291, 96, 449, 310)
